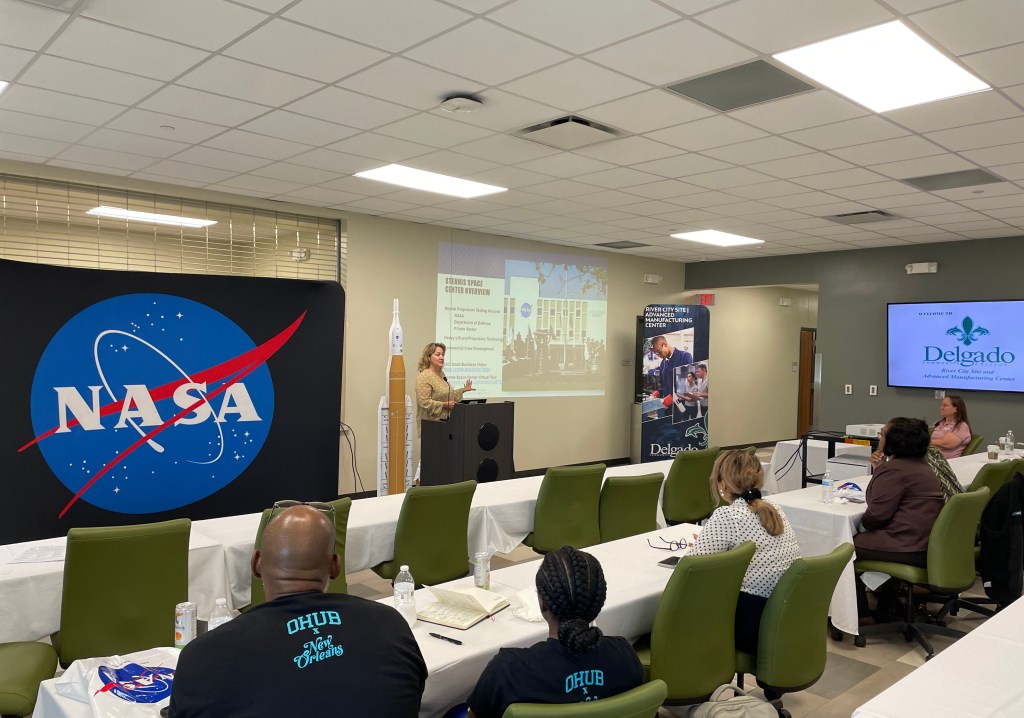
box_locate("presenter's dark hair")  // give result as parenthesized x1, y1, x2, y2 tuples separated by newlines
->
(883, 417, 930, 459)
(417, 342, 446, 372)
(697, 363, 707, 372)
(536, 546, 607, 654)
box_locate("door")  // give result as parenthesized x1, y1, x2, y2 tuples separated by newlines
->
(797, 328, 816, 437)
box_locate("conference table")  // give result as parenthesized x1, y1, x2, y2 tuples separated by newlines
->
(853, 588, 1024, 718)
(32, 522, 701, 718)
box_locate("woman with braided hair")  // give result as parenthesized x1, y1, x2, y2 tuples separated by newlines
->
(465, 546, 642, 718)
(689, 450, 800, 653)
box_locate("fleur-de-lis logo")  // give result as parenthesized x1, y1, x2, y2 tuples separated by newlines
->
(947, 316, 989, 346)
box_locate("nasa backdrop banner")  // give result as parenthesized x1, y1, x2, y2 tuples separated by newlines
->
(639, 305, 711, 462)
(1, 259, 344, 544)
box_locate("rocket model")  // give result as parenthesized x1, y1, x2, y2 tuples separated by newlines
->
(377, 298, 413, 496)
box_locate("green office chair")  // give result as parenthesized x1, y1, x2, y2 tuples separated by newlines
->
(598, 472, 664, 543)
(736, 543, 854, 717)
(966, 459, 1023, 502)
(524, 464, 604, 553)
(249, 497, 353, 607)
(963, 434, 984, 456)
(54, 518, 191, 666)
(634, 541, 755, 705)
(854, 488, 990, 659)
(662, 447, 721, 525)
(0, 642, 58, 716)
(502, 679, 668, 718)
(373, 481, 477, 587)
(742, 446, 757, 456)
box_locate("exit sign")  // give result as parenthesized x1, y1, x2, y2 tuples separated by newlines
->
(699, 293, 715, 306)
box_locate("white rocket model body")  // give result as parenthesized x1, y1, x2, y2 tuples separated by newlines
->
(377, 298, 413, 496)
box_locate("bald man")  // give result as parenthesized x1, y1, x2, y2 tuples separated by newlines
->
(168, 505, 426, 717)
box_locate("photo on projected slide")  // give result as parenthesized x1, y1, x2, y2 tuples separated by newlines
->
(437, 243, 608, 398)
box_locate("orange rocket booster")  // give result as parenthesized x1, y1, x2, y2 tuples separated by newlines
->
(387, 299, 406, 495)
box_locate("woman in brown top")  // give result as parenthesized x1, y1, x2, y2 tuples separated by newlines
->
(415, 342, 473, 422)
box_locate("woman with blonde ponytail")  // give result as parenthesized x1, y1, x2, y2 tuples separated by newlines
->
(689, 450, 801, 653)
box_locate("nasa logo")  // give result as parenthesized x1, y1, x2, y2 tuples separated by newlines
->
(25, 294, 301, 517)
(520, 302, 532, 319)
(95, 663, 175, 703)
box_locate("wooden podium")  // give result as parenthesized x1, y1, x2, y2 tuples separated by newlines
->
(420, 402, 515, 486)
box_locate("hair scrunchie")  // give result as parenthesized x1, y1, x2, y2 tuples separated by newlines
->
(740, 488, 762, 502)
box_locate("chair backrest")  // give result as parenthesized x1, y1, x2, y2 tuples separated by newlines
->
(927, 487, 990, 591)
(58, 518, 191, 664)
(599, 472, 664, 543)
(742, 446, 757, 456)
(502, 680, 668, 718)
(394, 480, 477, 586)
(750, 543, 854, 691)
(662, 447, 721, 525)
(967, 460, 1024, 503)
(649, 541, 755, 703)
(250, 497, 353, 607)
(531, 464, 605, 552)
(964, 434, 985, 456)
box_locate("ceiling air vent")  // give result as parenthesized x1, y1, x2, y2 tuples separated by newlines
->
(517, 116, 620, 151)
(823, 210, 898, 225)
(594, 240, 648, 249)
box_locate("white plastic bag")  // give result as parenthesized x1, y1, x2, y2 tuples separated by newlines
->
(55, 647, 180, 718)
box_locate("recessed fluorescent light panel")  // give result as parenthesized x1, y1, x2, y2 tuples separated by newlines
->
(86, 206, 216, 228)
(0, 81, 8, 96)
(773, 20, 990, 113)
(671, 230, 764, 247)
(354, 164, 507, 199)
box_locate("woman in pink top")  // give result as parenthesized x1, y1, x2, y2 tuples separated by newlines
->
(930, 395, 971, 459)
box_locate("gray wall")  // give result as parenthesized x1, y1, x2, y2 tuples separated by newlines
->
(684, 235, 1024, 446)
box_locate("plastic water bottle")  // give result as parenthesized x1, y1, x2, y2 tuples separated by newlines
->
(207, 598, 233, 630)
(1007, 430, 1016, 457)
(821, 471, 834, 504)
(393, 565, 417, 627)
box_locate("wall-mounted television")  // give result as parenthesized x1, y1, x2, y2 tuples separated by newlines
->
(888, 300, 1024, 393)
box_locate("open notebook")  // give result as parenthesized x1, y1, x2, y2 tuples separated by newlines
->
(417, 585, 510, 630)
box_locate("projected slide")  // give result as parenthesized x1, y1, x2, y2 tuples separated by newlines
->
(437, 243, 608, 397)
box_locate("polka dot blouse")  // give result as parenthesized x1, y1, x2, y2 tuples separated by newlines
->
(688, 498, 801, 598)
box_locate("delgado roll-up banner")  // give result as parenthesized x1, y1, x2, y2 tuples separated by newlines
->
(639, 304, 711, 462)
(1, 259, 344, 543)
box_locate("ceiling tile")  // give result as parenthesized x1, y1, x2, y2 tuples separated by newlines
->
(0, 131, 67, 158)
(828, 180, 921, 200)
(376, 113, 493, 148)
(490, 0, 677, 54)
(648, 116, 769, 151)
(869, 153, 977, 179)
(587, 20, 754, 84)
(467, 166, 557, 188)
(913, 0, 1024, 56)
(286, 87, 417, 129)
(340, 58, 483, 111)
(729, 90, 868, 133)
(698, 0, 892, 53)
(727, 180, 809, 199)
(225, 19, 387, 83)
(48, 18, 208, 81)
(230, 0, 294, 11)
(702, 136, 813, 164)
(0, 108, 94, 142)
(575, 137, 682, 165)
(178, 56, 322, 106)
(83, 0, 265, 51)
(328, 132, 433, 162)
(204, 130, 313, 160)
(140, 160, 238, 184)
(241, 111, 359, 146)
(1004, 84, 1024, 109)
(525, 179, 603, 197)
(961, 142, 1024, 166)
(668, 190, 742, 208)
(927, 117, 1024, 152)
(213, 175, 305, 195)
(582, 89, 714, 134)
(962, 43, 1024, 88)
(285, 0, 470, 53)
(404, 150, 500, 176)
(885, 92, 1020, 133)
(173, 146, 271, 173)
(516, 152, 617, 178)
(500, 59, 647, 113)
(250, 162, 339, 185)
(0, 0, 68, 51)
(0, 149, 54, 164)
(53, 145, 157, 171)
(80, 128, 190, 158)
(793, 168, 889, 190)
(633, 155, 734, 180)
(0, 85, 125, 125)
(686, 167, 778, 191)
(48, 158, 134, 176)
(140, 85, 270, 126)
(429, 89, 561, 133)
(0, 44, 33, 79)
(785, 116, 910, 151)
(288, 148, 380, 174)
(454, 134, 559, 164)
(129, 172, 208, 188)
(992, 162, 1024, 181)
(576, 167, 665, 189)
(830, 136, 946, 165)
(19, 55, 162, 105)
(408, 20, 569, 86)
(575, 188, 667, 206)
(764, 191, 844, 209)
(107, 109, 228, 144)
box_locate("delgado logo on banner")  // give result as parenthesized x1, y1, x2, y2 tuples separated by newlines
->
(23, 294, 301, 517)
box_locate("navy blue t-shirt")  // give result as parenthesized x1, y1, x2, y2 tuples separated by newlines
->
(467, 636, 643, 718)
(168, 591, 426, 717)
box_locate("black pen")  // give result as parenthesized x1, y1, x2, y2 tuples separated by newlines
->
(429, 632, 462, 645)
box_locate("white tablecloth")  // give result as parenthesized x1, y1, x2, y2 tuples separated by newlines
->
(948, 451, 1018, 488)
(853, 592, 1024, 718)
(0, 532, 225, 645)
(767, 440, 871, 495)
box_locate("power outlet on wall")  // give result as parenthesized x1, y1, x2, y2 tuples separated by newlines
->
(869, 385, 877, 396)
(935, 389, 945, 399)
(844, 384, 852, 395)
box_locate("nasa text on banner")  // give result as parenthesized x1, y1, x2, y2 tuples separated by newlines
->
(1, 259, 344, 544)
(639, 305, 711, 462)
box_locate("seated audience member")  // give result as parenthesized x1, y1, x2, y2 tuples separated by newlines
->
(466, 547, 642, 718)
(930, 395, 971, 459)
(688, 450, 800, 653)
(169, 504, 426, 717)
(871, 423, 964, 502)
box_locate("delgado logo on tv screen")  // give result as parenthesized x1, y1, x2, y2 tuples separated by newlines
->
(924, 315, 1016, 368)
(23, 294, 302, 517)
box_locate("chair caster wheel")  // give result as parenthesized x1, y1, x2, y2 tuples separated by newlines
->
(830, 626, 844, 642)
(924, 654, 933, 662)
(854, 635, 866, 648)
